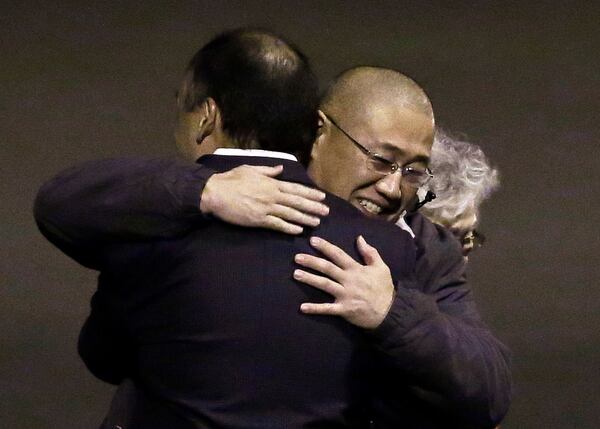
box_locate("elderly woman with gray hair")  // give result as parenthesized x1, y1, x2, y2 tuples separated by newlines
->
(416, 127, 500, 257)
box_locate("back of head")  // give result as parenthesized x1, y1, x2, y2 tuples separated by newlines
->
(178, 28, 319, 164)
(419, 128, 500, 229)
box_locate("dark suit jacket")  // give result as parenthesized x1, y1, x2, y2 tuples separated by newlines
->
(37, 155, 415, 428)
(368, 212, 508, 429)
(35, 156, 511, 429)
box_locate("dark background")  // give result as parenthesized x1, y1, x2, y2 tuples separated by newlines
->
(2, 1, 598, 427)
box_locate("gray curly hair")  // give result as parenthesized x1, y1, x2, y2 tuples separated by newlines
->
(418, 128, 500, 226)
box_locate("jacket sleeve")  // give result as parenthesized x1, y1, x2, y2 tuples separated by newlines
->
(368, 214, 512, 428)
(33, 157, 213, 269)
(33, 158, 216, 384)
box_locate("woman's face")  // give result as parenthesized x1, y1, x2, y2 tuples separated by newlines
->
(447, 207, 479, 258)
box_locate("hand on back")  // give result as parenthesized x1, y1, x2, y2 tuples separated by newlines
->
(294, 235, 395, 329)
(200, 164, 329, 234)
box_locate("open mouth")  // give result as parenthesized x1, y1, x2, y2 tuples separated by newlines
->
(358, 198, 383, 215)
(355, 198, 402, 220)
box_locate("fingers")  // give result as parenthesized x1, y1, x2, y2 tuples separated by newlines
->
(356, 235, 383, 265)
(309, 236, 356, 269)
(293, 269, 344, 296)
(243, 165, 328, 208)
(245, 164, 284, 177)
(278, 192, 329, 217)
(299, 302, 343, 316)
(271, 204, 321, 228)
(264, 215, 303, 235)
(248, 167, 330, 217)
(278, 181, 326, 202)
(294, 253, 345, 280)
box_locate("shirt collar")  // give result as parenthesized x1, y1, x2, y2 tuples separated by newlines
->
(396, 211, 416, 238)
(213, 148, 297, 161)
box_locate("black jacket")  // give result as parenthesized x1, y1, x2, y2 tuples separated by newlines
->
(36, 155, 416, 429)
(34, 156, 511, 428)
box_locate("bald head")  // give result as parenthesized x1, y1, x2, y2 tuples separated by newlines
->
(308, 66, 435, 222)
(241, 30, 303, 77)
(320, 66, 434, 124)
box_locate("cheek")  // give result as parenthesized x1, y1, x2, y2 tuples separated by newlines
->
(347, 170, 378, 195)
(335, 169, 375, 202)
(400, 185, 418, 202)
(323, 147, 378, 199)
(332, 177, 356, 201)
(174, 126, 193, 154)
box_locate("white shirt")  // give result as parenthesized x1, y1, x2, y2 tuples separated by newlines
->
(396, 214, 416, 238)
(214, 148, 297, 161)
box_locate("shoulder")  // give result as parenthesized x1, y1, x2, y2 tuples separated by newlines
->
(325, 193, 413, 242)
(406, 212, 462, 259)
(320, 193, 416, 278)
(405, 212, 467, 294)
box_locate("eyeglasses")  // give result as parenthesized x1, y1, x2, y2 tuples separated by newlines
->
(323, 113, 433, 188)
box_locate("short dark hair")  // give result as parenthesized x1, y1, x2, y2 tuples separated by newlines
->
(178, 28, 319, 164)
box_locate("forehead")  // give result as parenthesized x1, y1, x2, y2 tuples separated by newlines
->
(357, 106, 434, 163)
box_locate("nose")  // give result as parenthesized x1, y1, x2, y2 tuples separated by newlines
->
(374, 172, 403, 201)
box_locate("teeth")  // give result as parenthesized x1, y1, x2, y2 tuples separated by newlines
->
(359, 199, 383, 214)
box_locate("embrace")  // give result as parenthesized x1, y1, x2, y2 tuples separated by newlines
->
(35, 28, 510, 429)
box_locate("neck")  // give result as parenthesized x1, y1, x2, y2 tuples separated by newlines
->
(193, 133, 237, 159)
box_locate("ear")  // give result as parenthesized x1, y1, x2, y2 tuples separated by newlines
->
(316, 110, 327, 137)
(195, 97, 219, 145)
(310, 110, 329, 160)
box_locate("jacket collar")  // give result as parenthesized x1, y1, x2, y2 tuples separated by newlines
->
(196, 154, 315, 187)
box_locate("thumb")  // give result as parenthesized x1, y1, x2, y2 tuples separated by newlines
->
(357, 235, 381, 265)
(250, 164, 284, 177)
